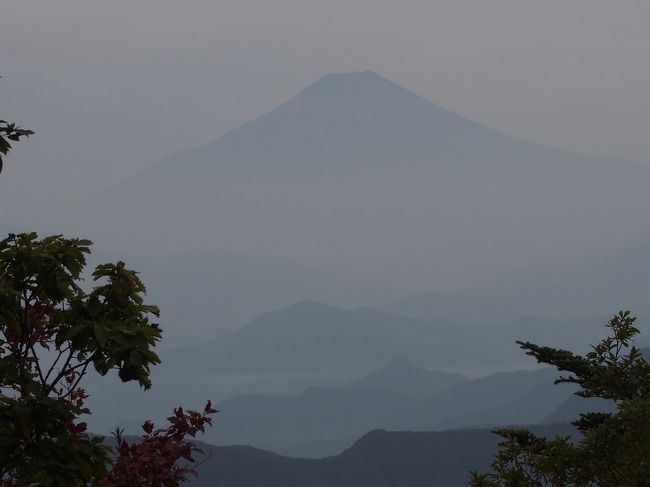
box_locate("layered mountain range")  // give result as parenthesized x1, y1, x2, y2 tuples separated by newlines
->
(188, 424, 579, 487)
(84, 302, 615, 456)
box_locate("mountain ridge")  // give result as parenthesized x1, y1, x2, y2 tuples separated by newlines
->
(160, 301, 606, 375)
(189, 423, 577, 487)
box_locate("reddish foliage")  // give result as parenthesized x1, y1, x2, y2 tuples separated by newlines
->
(0, 235, 216, 485)
(102, 401, 218, 486)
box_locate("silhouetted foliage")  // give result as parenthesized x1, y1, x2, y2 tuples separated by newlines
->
(469, 311, 650, 486)
(0, 100, 216, 484)
(0, 232, 216, 485)
(0, 78, 33, 174)
(0, 233, 160, 483)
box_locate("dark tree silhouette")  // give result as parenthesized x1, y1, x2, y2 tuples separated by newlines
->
(0, 77, 34, 174)
(470, 311, 650, 486)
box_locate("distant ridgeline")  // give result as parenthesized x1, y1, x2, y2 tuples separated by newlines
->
(189, 424, 577, 487)
(86, 303, 616, 459)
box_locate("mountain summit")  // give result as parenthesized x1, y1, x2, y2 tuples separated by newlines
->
(66, 72, 650, 289)
(151, 70, 514, 177)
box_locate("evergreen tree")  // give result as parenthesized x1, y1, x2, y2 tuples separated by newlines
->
(470, 311, 650, 486)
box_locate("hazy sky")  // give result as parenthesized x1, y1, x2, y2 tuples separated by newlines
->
(2, 0, 649, 218)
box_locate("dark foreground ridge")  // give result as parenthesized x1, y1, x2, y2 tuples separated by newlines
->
(189, 424, 574, 487)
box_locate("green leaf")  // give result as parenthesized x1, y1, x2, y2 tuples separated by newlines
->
(93, 323, 109, 348)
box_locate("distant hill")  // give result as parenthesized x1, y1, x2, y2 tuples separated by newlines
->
(203, 363, 574, 456)
(85, 249, 394, 345)
(384, 239, 650, 323)
(161, 302, 473, 374)
(384, 368, 573, 431)
(341, 357, 465, 398)
(432, 380, 574, 431)
(161, 301, 606, 375)
(206, 359, 466, 454)
(210, 386, 416, 455)
(56, 71, 650, 291)
(190, 424, 577, 487)
(85, 301, 603, 434)
(540, 395, 617, 425)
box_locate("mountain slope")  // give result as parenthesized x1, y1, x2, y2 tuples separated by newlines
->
(384, 368, 572, 431)
(161, 302, 606, 375)
(85, 302, 603, 434)
(190, 425, 576, 487)
(86, 248, 394, 345)
(341, 357, 465, 398)
(210, 386, 416, 454)
(384, 239, 650, 323)
(205, 360, 465, 453)
(58, 71, 650, 290)
(202, 364, 572, 456)
(540, 395, 617, 425)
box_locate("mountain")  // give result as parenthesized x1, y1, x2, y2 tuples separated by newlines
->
(84, 302, 602, 434)
(161, 302, 606, 376)
(85, 248, 394, 345)
(161, 301, 466, 374)
(205, 360, 465, 454)
(341, 357, 465, 398)
(84, 303, 460, 433)
(210, 386, 416, 455)
(540, 395, 617, 425)
(201, 365, 573, 456)
(384, 239, 650, 323)
(190, 425, 577, 487)
(384, 368, 573, 431)
(55, 71, 650, 291)
(432, 380, 574, 431)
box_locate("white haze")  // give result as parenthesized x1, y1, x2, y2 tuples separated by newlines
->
(1, 0, 650, 220)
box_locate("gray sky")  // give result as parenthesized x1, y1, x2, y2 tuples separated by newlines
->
(2, 0, 650, 219)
